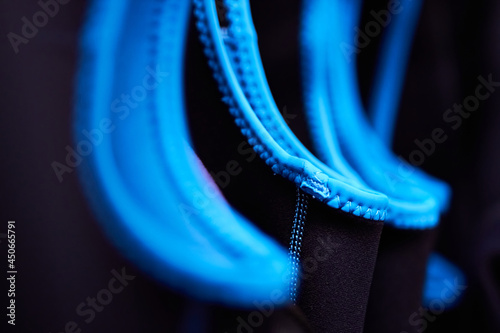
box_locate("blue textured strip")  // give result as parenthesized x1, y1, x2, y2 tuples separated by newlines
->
(74, 0, 291, 306)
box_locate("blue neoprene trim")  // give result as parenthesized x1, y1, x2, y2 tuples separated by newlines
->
(194, 0, 389, 220)
(300, 0, 441, 228)
(223, 0, 365, 187)
(300, 0, 364, 185)
(367, 0, 451, 212)
(369, 0, 423, 146)
(74, 0, 293, 306)
(422, 253, 466, 308)
(215, 0, 447, 227)
(228, 0, 394, 204)
(301, 0, 463, 305)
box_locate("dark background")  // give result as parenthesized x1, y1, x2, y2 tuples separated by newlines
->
(1, 0, 499, 332)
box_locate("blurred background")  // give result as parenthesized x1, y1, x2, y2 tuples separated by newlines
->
(1, 0, 499, 332)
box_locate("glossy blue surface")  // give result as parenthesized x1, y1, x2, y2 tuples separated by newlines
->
(423, 253, 466, 308)
(194, 0, 389, 219)
(74, 0, 291, 306)
(301, 0, 450, 228)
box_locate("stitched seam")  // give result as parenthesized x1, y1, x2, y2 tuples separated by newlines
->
(221, 1, 387, 220)
(223, 0, 296, 155)
(193, 0, 386, 221)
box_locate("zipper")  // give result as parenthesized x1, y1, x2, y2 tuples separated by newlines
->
(288, 188, 309, 303)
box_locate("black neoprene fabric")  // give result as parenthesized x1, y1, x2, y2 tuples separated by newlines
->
(186, 20, 384, 332)
(363, 228, 437, 333)
(297, 202, 384, 333)
(1, 0, 500, 332)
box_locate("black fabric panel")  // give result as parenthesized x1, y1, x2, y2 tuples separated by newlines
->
(381, 0, 500, 331)
(207, 304, 312, 333)
(186, 17, 384, 332)
(297, 202, 384, 333)
(248, 3, 439, 331)
(363, 227, 437, 333)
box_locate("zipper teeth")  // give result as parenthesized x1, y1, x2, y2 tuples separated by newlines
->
(289, 188, 309, 303)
